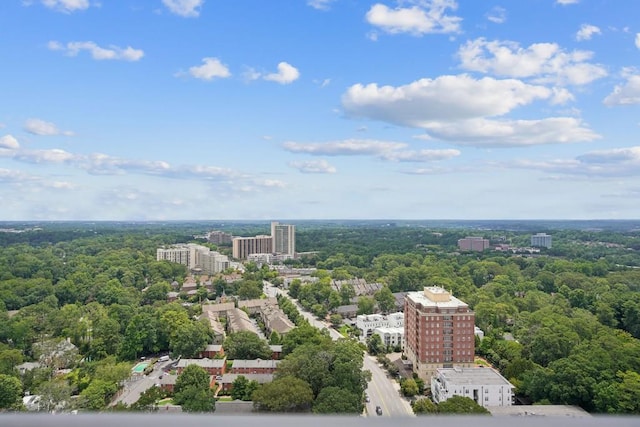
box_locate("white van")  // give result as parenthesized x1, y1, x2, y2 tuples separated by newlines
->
(158, 355, 170, 362)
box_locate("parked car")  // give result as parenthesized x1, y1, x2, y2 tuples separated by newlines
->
(376, 406, 382, 416)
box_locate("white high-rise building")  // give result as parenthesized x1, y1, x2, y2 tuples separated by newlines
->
(271, 222, 295, 256)
(156, 244, 229, 274)
(531, 233, 552, 248)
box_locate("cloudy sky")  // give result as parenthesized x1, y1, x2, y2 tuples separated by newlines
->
(1, 0, 639, 220)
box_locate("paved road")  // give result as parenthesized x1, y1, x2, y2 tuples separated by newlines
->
(265, 281, 414, 417)
(111, 359, 174, 407)
(364, 355, 414, 417)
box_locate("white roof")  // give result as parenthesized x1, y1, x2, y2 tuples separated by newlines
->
(406, 286, 469, 309)
(436, 367, 513, 386)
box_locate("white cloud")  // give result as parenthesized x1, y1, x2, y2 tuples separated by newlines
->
(48, 40, 144, 61)
(13, 148, 78, 164)
(486, 6, 506, 24)
(0, 168, 35, 183)
(43, 180, 77, 190)
(420, 117, 598, 147)
(0, 135, 20, 150)
(307, 0, 336, 11)
(457, 38, 607, 85)
(379, 148, 460, 162)
(342, 74, 552, 125)
(162, 0, 204, 17)
(342, 74, 598, 147)
(283, 139, 461, 162)
(603, 74, 640, 106)
(636, 33, 640, 49)
(556, 0, 579, 4)
(289, 159, 337, 174)
(24, 118, 74, 136)
(184, 57, 231, 81)
(576, 24, 601, 41)
(508, 146, 640, 178)
(283, 139, 407, 156)
(366, 0, 462, 36)
(41, 0, 90, 13)
(264, 62, 300, 84)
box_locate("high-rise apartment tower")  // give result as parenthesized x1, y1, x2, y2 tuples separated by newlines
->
(271, 222, 295, 256)
(404, 286, 475, 380)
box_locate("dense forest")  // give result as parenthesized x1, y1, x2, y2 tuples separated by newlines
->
(0, 221, 639, 413)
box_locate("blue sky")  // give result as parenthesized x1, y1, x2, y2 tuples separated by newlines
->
(1, 0, 639, 220)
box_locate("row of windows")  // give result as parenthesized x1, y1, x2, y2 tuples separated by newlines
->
(424, 350, 473, 356)
(423, 315, 473, 321)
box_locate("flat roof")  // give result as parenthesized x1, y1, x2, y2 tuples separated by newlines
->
(406, 287, 469, 308)
(436, 367, 513, 386)
(488, 405, 590, 417)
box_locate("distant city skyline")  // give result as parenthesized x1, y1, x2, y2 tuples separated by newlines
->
(1, 1, 639, 220)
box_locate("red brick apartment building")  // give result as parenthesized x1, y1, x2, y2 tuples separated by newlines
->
(176, 358, 226, 376)
(230, 359, 279, 375)
(404, 286, 475, 381)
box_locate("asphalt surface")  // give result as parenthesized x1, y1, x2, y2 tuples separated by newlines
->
(111, 359, 174, 407)
(364, 355, 414, 417)
(265, 281, 414, 417)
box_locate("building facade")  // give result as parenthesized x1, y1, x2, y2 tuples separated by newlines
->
(431, 367, 515, 407)
(156, 244, 229, 274)
(232, 235, 273, 259)
(356, 312, 404, 338)
(271, 222, 295, 256)
(531, 233, 552, 248)
(457, 237, 490, 252)
(404, 287, 475, 380)
(207, 230, 233, 245)
(374, 327, 405, 349)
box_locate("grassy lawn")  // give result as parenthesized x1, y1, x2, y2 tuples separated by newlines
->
(157, 398, 174, 406)
(338, 325, 350, 337)
(474, 356, 492, 367)
(217, 396, 234, 402)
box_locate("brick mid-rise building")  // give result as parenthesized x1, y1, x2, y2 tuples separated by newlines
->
(404, 286, 475, 381)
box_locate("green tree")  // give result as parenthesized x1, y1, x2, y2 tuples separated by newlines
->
(437, 396, 489, 414)
(78, 379, 117, 410)
(313, 386, 362, 414)
(276, 344, 331, 397)
(281, 323, 332, 356)
(616, 370, 640, 414)
(224, 331, 272, 360)
(329, 314, 343, 328)
(339, 284, 355, 305)
(237, 281, 262, 300)
(230, 375, 258, 401)
(253, 376, 314, 412)
(36, 379, 73, 412)
(173, 364, 215, 413)
(357, 296, 376, 315)
(131, 386, 164, 412)
(401, 378, 419, 397)
(367, 334, 384, 356)
(0, 374, 23, 410)
(0, 349, 23, 375)
(374, 286, 396, 314)
(169, 320, 212, 358)
(412, 398, 438, 414)
(231, 375, 249, 400)
(268, 331, 281, 345)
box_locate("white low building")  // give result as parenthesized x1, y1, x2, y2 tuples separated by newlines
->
(356, 312, 404, 338)
(373, 327, 404, 349)
(431, 367, 515, 408)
